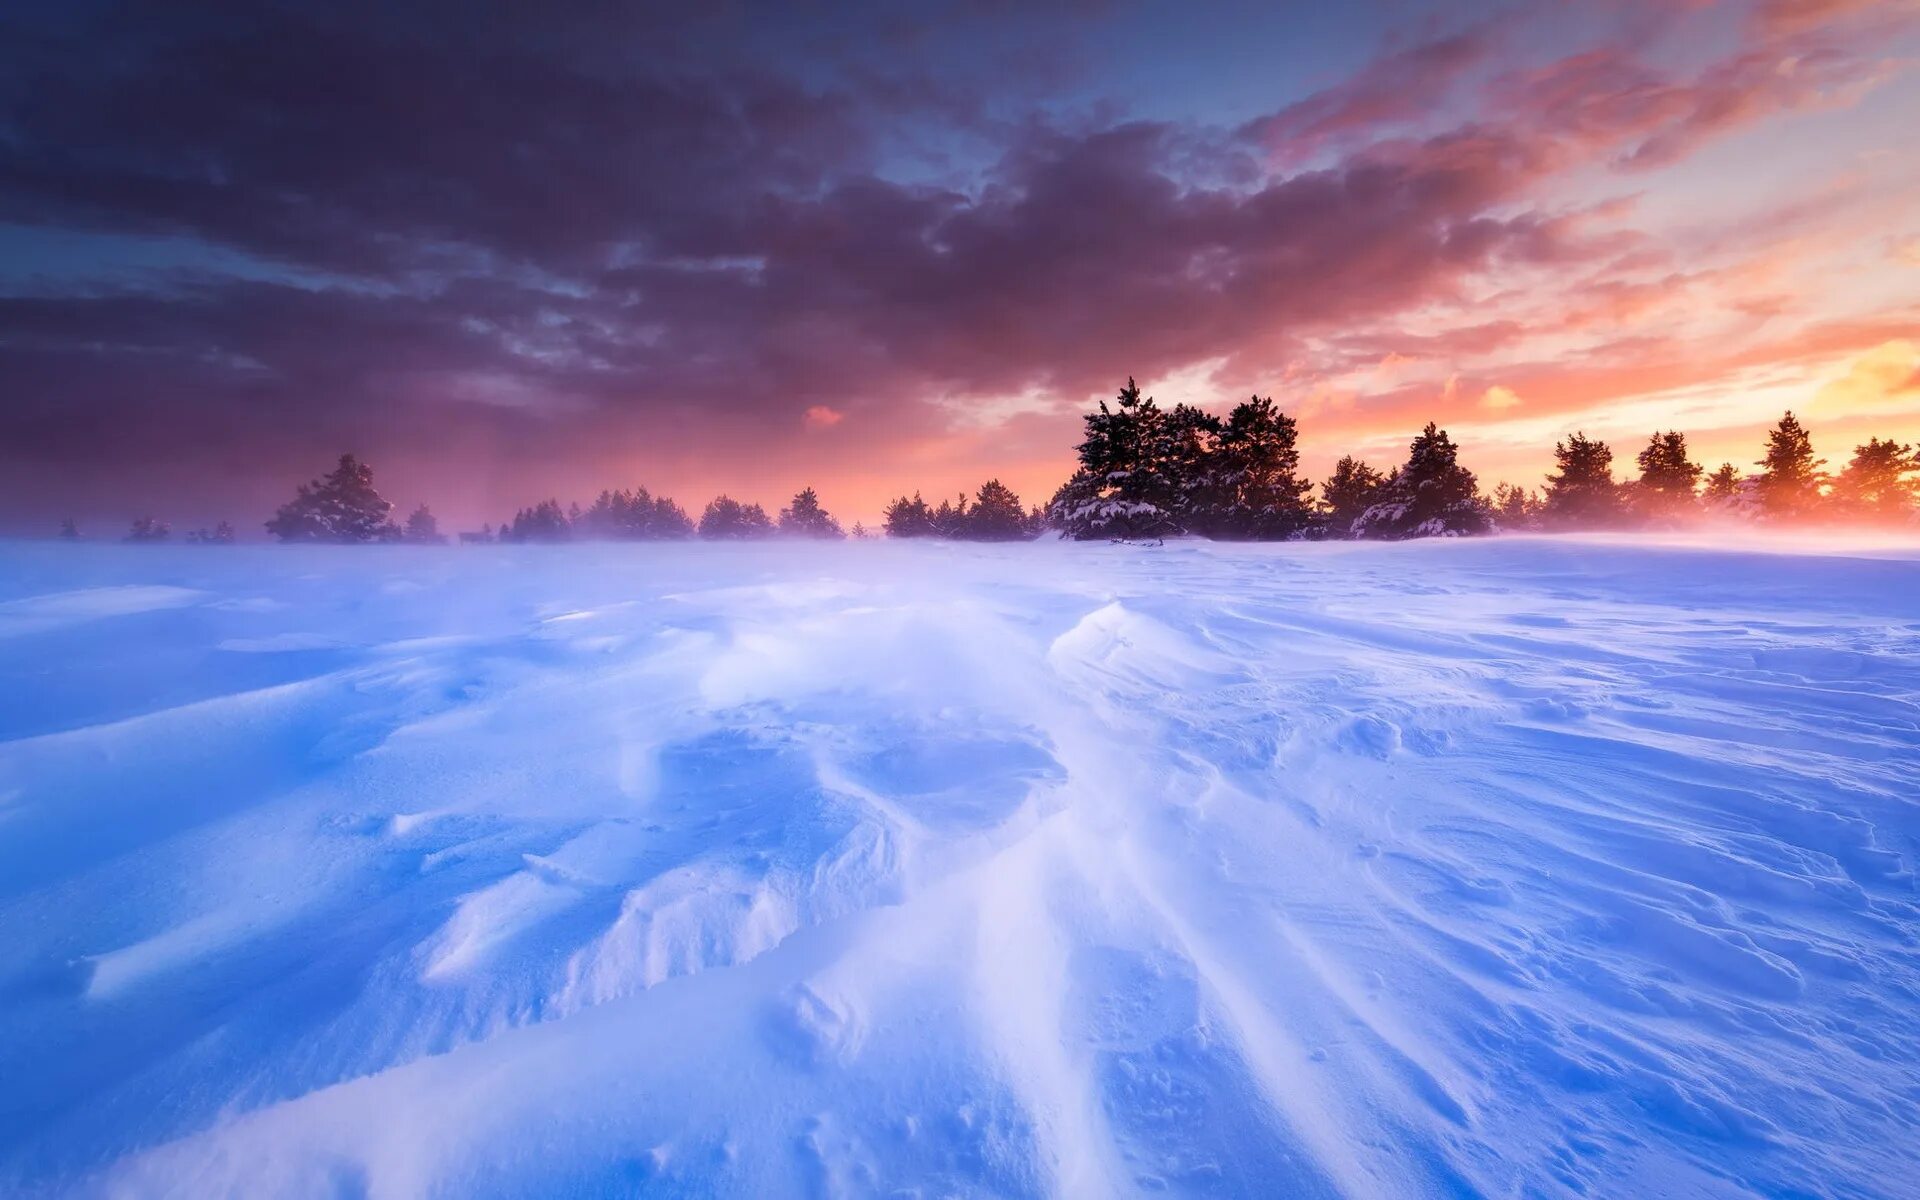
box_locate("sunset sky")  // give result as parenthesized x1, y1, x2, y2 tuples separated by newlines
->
(3, 0, 1919, 532)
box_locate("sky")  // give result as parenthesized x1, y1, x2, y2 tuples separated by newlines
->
(3, 0, 1919, 533)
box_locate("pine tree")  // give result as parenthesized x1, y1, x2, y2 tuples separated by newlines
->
(962, 479, 1033, 540)
(699, 495, 773, 539)
(1057, 378, 1179, 540)
(1203, 396, 1312, 538)
(1542, 432, 1622, 528)
(404, 504, 447, 544)
(502, 499, 571, 543)
(1353, 423, 1492, 539)
(1754, 412, 1826, 519)
(884, 493, 935, 538)
(931, 493, 971, 538)
(778, 487, 845, 538)
(1320, 456, 1385, 536)
(266, 454, 403, 543)
(1702, 463, 1740, 504)
(1632, 431, 1702, 524)
(1492, 483, 1542, 531)
(124, 517, 170, 542)
(58, 518, 79, 541)
(1830, 437, 1920, 522)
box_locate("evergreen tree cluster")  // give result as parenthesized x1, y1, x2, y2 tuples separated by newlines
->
(72, 405, 1916, 549)
(883, 479, 1042, 540)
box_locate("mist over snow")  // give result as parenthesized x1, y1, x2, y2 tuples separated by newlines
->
(1, 537, 1917, 1198)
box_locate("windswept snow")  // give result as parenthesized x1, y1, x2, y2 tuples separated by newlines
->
(1, 537, 1917, 1198)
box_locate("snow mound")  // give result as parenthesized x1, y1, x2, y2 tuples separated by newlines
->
(0, 536, 1916, 1198)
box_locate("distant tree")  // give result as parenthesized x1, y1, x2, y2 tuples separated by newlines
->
(186, 522, 237, 544)
(1353, 423, 1492, 539)
(124, 517, 170, 542)
(403, 504, 447, 544)
(1542, 432, 1623, 528)
(502, 499, 571, 543)
(1158, 402, 1224, 530)
(1702, 463, 1741, 505)
(1632, 431, 1702, 524)
(1754, 411, 1826, 519)
(931, 493, 971, 538)
(1492, 483, 1543, 531)
(883, 493, 935, 538)
(1054, 378, 1179, 540)
(699, 495, 773, 539)
(961, 479, 1034, 540)
(1319, 456, 1386, 536)
(574, 487, 692, 539)
(266, 454, 403, 543)
(1830, 437, 1920, 523)
(849, 521, 873, 540)
(58, 518, 79, 541)
(1200, 396, 1312, 538)
(778, 487, 845, 538)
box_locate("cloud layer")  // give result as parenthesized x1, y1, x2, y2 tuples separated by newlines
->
(3, 0, 1917, 528)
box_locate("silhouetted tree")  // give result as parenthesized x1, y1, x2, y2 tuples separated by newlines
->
(931, 493, 971, 538)
(1542, 432, 1622, 528)
(1320, 456, 1385, 535)
(961, 479, 1034, 540)
(185, 522, 236, 544)
(58, 518, 79, 541)
(576, 487, 694, 539)
(1353, 423, 1492, 539)
(883, 493, 935, 538)
(1754, 411, 1825, 519)
(1200, 396, 1312, 538)
(403, 505, 447, 544)
(1492, 483, 1543, 531)
(1630, 430, 1702, 524)
(266, 454, 402, 543)
(1054, 378, 1179, 540)
(778, 487, 844, 538)
(699, 495, 773, 538)
(124, 517, 170, 542)
(502, 500, 571, 542)
(1830, 437, 1920, 522)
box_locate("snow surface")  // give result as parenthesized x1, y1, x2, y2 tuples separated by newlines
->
(1, 536, 1917, 1198)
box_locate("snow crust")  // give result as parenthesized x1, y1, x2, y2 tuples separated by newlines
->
(1, 536, 1916, 1198)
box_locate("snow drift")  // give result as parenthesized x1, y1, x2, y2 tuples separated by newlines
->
(0, 536, 1916, 1198)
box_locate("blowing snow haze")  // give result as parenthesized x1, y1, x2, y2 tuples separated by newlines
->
(3, 0, 1920, 532)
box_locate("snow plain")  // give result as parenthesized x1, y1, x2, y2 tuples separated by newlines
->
(1, 535, 1917, 1199)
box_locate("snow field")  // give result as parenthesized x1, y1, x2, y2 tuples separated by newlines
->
(0, 536, 1916, 1198)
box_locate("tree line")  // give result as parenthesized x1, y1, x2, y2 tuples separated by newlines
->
(60, 378, 1918, 544)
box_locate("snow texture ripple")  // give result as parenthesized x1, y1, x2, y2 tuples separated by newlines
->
(0, 537, 1916, 1198)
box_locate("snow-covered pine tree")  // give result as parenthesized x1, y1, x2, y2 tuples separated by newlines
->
(778, 487, 845, 538)
(1352, 423, 1492, 539)
(1754, 412, 1826, 520)
(1319, 456, 1385, 537)
(1542, 432, 1623, 529)
(265, 454, 403, 543)
(1206, 396, 1312, 539)
(1057, 378, 1179, 540)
